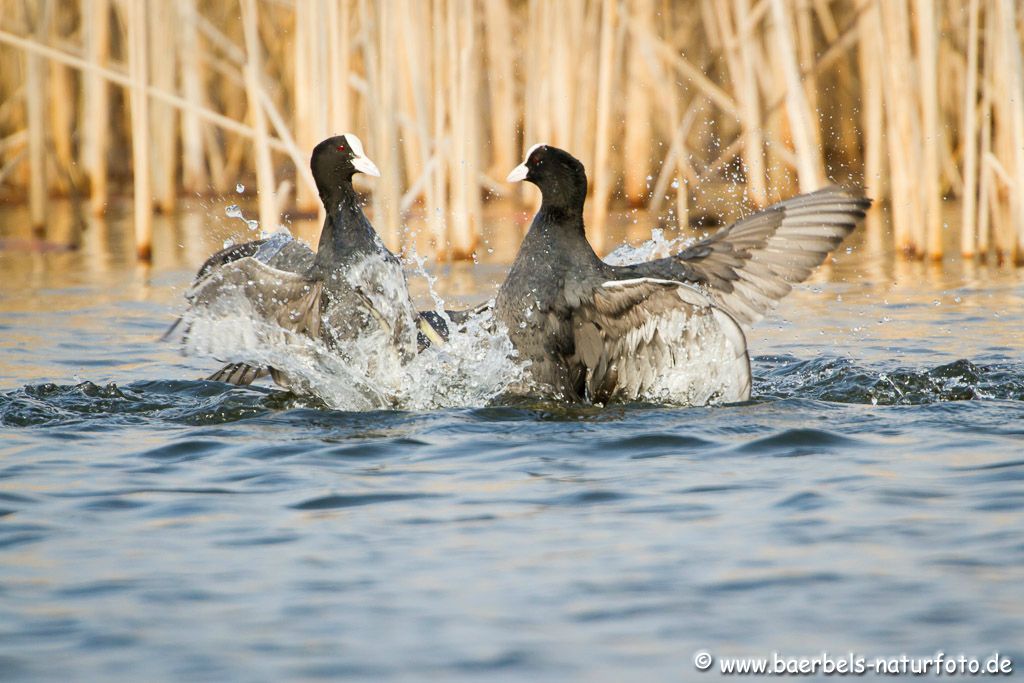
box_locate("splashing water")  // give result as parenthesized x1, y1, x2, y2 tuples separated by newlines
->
(603, 228, 694, 265)
(180, 244, 526, 410)
(182, 306, 524, 411)
(225, 203, 260, 233)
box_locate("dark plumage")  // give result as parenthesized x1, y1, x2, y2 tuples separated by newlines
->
(497, 144, 871, 404)
(167, 134, 418, 390)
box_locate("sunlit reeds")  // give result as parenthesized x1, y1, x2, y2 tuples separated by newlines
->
(0, 0, 1023, 263)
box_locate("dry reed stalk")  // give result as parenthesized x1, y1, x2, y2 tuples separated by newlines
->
(521, 0, 541, 174)
(258, 87, 319, 201)
(394, 9, 421, 193)
(395, 0, 426, 193)
(178, 0, 208, 194)
(727, 0, 767, 205)
(293, 0, 317, 213)
(25, 0, 50, 229)
(879, 0, 923, 256)
(814, 1, 857, 169)
(768, 0, 823, 192)
(149, 0, 178, 213)
(857, 0, 885, 252)
(0, 29, 298, 155)
(630, 17, 740, 120)
(590, 0, 617, 245)
(380, 0, 402, 246)
(240, 0, 276, 234)
(623, 0, 654, 205)
(429, 0, 448, 253)
(447, 0, 481, 259)
(548, 2, 572, 151)
(575, 2, 602, 166)
(960, 0, 980, 257)
(916, 0, 943, 259)
(795, 0, 820, 151)
(125, 0, 153, 258)
(1, 0, 1023, 264)
(976, 11, 994, 259)
(48, 8, 75, 196)
(996, 0, 1024, 261)
(326, 0, 351, 133)
(649, 95, 702, 218)
(482, 0, 516, 177)
(984, 0, 1012, 260)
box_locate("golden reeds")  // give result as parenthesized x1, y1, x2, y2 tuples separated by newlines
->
(126, 0, 152, 258)
(0, 0, 1023, 264)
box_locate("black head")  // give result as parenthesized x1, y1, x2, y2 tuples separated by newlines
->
(507, 144, 587, 212)
(310, 133, 380, 199)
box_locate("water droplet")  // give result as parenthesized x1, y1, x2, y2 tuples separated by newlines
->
(671, 179, 680, 189)
(235, 183, 245, 193)
(225, 204, 242, 218)
(223, 238, 235, 249)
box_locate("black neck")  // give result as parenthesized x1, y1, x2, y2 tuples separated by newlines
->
(313, 180, 382, 269)
(521, 204, 600, 269)
(539, 187, 586, 219)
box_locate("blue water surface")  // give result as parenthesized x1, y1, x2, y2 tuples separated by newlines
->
(1, 203, 1023, 681)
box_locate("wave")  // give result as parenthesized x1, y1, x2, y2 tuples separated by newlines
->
(3, 357, 1020, 429)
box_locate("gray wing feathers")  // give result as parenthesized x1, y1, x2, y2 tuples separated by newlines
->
(180, 257, 323, 359)
(631, 186, 870, 327)
(573, 279, 751, 403)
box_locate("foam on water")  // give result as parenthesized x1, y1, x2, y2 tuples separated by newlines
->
(183, 305, 525, 411)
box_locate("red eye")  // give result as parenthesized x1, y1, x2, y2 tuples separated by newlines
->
(337, 145, 346, 152)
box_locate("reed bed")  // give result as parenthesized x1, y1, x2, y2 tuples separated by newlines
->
(0, 0, 1023, 263)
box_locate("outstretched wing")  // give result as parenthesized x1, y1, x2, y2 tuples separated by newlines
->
(621, 186, 871, 327)
(178, 256, 323, 362)
(571, 278, 750, 405)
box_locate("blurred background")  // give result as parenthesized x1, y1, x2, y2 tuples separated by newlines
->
(0, 0, 1022, 264)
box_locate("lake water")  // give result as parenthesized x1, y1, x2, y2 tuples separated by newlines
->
(1, 198, 1023, 681)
